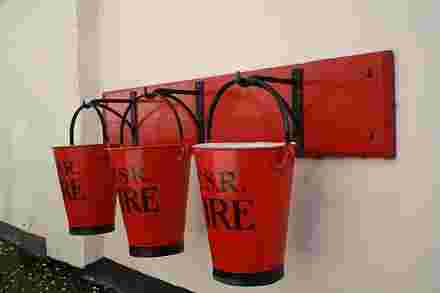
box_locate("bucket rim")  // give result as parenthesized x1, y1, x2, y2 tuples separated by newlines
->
(52, 143, 120, 150)
(192, 141, 296, 150)
(106, 143, 185, 152)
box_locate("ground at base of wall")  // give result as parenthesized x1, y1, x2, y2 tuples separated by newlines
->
(0, 239, 194, 293)
(0, 220, 193, 293)
(0, 239, 111, 293)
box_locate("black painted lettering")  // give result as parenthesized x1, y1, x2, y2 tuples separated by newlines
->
(209, 198, 231, 230)
(118, 168, 129, 184)
(116, 168, 145, 184)
(141, 186, 160, 213)
(61, 179, 73, 200)
(62, 179, 83, 200)
(233, 200, 255, 231)
(219, 171, 238, 192)
(122, 189, 142, 214)
(63, 161, 78, 177)
(70, 179, 82, 200)
(129, 168, 144, 183)
(201, 170, 217, 192)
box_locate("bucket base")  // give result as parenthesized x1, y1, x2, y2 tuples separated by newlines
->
(129, 241, 184, 257)
(213, 266, 284, 287)
(69, 224, 115, 236)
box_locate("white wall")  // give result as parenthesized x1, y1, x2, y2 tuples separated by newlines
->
(77, 0, 106, 266)
(0, 0, 89, 266)
(85, 1, 434, 292)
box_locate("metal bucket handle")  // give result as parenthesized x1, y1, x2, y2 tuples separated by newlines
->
(120, 92, 186, 146)
(206, 72, 296, 169)
(69, 100, 135, 146)
(69, 102, 108, 146)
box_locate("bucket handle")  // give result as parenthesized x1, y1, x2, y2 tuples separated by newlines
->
(69, 101, 109, 145)
(206, 72, 295, 169)
(120, 92, 185, 146)
(69, 100, 135, 146)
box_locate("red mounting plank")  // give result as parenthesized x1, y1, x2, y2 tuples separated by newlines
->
(203, 51, 395, 158)
(102, 50, 396, 159)
(299, 51, 395, 158)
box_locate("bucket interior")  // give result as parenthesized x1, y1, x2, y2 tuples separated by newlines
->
(192, 142, 295, 149)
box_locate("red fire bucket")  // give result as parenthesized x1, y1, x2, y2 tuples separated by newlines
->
(107, 93, 194, 257)
(52, 103, 119, 235)
(192, 76, 296, 286)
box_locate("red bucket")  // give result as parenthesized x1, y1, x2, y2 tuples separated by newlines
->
(52, 103, 119, 235)
(107, 94, 193, 257)
(192, 76, 297, 286)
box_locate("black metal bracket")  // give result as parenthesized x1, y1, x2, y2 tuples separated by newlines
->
(94, 96, 136, 138)
(195, 80, 205, 143)
(91, 72, 302, 149)
(93, 98, 135, 131)
(86, 81, 204, 145)
(291, 68, 304, 157)
(119, 89, 187, 146)
(154, 88, 199, 96)
(149, 81, 205, 143)
(94, 98, 133, 104)
(207, 73, 293, 144)
(246, 69, 304, 156)
(72, 97, 134, 145)
(250, 75, 297, 85)
(128, 91, 139, 144)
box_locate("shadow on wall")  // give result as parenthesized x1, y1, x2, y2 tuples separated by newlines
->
(185, 160, 206, 234)
(290, 161, 324, 256)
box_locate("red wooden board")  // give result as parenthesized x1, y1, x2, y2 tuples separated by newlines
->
(300, 51, 395, 158)
(102, 50, 395, 159)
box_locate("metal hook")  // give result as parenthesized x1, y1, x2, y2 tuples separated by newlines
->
(142, 88, 157, 100)
(82, 98, 96, 109)
(234, 71, 251, 87)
